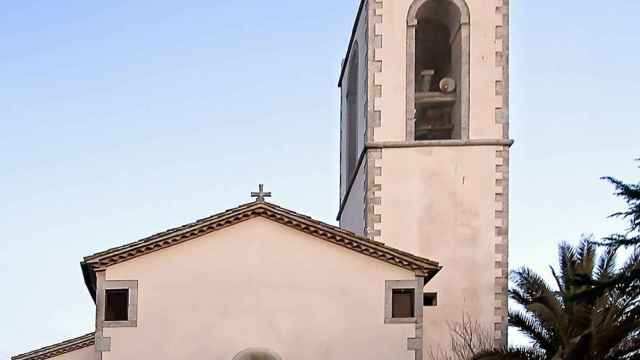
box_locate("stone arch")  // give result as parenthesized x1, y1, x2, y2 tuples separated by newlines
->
(406, 0, 470, 141)
(232, 348, 283, 360)
(407, 0, 470, 24)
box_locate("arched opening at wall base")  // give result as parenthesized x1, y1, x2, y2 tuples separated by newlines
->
(232, 348, 283, 360)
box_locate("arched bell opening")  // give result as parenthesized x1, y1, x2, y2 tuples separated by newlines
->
(407, 0, 470, 141)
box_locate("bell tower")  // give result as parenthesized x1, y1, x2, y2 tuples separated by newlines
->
(337, 0, 510, 352)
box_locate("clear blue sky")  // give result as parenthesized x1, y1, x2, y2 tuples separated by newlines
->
(1, 0, 639, 356)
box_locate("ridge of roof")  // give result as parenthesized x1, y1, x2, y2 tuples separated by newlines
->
(12, 333, 94, 360)
(81, 201, 441, 298)
(84, 201, 258, 261)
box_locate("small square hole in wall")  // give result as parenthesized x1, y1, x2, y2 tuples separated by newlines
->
(105, 289, 129, 321)
(392, 288, 415, 318)
(423, 292, 438, 306)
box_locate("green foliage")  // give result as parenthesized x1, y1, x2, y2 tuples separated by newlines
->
(475, 238, 640, 360)
(475, 160, 640, 359)
(598, 163, 640, 248)
(575, 161, 640, 323)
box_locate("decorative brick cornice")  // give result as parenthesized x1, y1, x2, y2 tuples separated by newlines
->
(82, 201, 441, 296)
(12, 333, 94, 360)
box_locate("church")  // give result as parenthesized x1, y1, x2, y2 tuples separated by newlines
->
(12, 0, 510, 359)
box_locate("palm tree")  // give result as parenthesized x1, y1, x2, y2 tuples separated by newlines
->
(473, 238, 640, 360)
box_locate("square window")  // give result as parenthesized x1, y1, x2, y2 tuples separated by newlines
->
(423, 292, 438, 306)
(392, 288, 415, 318)
(105, 289, 129, 321)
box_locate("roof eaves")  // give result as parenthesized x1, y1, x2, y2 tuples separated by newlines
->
(262, 204, 441, 270)
(11, 333, 95, 360)
(81, 201, 441, 296)
(83, 201, 260, 264)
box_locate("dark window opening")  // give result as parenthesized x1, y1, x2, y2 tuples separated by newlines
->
(105, 289, 129, 321)
(415, 20, 451, 93)
(345, 43, 360, 178)
(423, 292, 438, 306)
(392, 288, 415, 318)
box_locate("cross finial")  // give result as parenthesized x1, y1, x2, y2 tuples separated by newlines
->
(251, 184, 272, 202)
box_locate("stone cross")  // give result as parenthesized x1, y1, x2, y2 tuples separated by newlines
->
(251, 184, 272, 202)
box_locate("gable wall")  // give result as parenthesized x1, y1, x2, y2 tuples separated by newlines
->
(101, 217, 416, 360)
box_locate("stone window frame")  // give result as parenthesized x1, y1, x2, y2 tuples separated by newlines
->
(423, 291, 438, 306)
(98, 280, 138, 328)
(385, 280, 421, 324)
(405, 0, 471, 141)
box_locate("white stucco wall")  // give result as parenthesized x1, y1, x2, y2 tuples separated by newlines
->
(102, 217, 416, 360)
(378, 145, 500, 351)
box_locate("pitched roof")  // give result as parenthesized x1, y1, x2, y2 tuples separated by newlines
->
(12, 333, 94, 360)
(81, 201, 441, 298)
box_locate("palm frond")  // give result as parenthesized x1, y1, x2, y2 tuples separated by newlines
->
(558, 242, 576, 292)
(525, 302, 567, 344)
(595, 246, 618, 281)
(575, 237, 596, 277)
(511, 267, 555, 301)
(472, 347, 545, 360)
(550, 266, 564, 294)
(508, 310, 556, 352)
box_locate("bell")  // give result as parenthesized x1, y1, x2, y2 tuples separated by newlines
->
(439, 77, 456, 93)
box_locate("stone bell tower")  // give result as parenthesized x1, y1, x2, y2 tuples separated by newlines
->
(337, 0, 510, 351)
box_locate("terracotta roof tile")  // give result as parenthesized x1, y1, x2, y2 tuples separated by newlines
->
(12, 333, 94, 360)
(81, 201, 441, 296)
